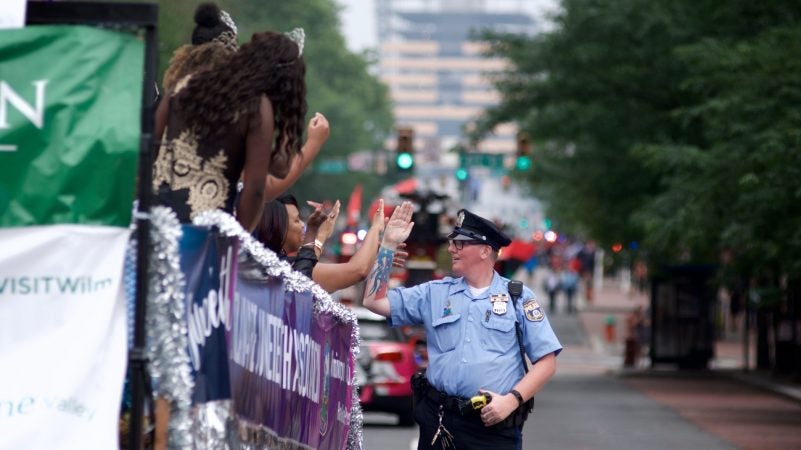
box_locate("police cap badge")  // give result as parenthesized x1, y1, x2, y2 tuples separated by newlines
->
(447, 209, 512, 250)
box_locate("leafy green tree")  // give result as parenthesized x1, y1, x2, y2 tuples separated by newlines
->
(477, 0, 801, 371)
(475, 0, 801, 271)
(637, 3, 801, 275)
(475, 0, 689, 247)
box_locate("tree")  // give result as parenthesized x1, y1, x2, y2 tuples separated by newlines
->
(475, 0, 801, 266)
(474, 0, 688, 247)
(476, 0, 801, 372)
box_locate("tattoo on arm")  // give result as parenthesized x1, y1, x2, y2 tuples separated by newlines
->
(367, 246, 394, 299)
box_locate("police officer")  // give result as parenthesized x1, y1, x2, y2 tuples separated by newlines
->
(364, 206, 562, 450)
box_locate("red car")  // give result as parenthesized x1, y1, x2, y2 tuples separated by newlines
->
(351, 306, 422, 426)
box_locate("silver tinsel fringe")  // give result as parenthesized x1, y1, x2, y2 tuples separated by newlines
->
(147, 206, 194, 448)
(191, 400, 234, 450)
(194, 210, 364, 450)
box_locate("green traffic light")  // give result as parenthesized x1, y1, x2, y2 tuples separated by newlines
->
(515, 155, 532, 171)
(455, 167, 468, 181)
(396, 152, 414, 170)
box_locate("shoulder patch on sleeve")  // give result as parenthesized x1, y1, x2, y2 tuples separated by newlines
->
(523, 299, 544, 322)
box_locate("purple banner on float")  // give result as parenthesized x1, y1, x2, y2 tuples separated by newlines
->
(231, 275, 354, 450)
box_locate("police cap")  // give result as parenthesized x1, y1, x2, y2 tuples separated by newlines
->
(447, 209, 512, 250)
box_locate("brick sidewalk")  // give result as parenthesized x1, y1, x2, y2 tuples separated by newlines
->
(573, 276, 801, 449)
(624, 372, 801, 450)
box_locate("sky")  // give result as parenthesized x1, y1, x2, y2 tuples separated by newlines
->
(338, 0, 559, 52)
(338, 0, 377, 52)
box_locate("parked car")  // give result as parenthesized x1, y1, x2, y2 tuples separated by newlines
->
(351, 306, 420, 426)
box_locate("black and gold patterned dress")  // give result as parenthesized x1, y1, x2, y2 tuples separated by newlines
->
(152, 84, 246, 223)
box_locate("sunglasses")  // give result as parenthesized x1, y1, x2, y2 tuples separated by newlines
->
(448, 239, 483, 250)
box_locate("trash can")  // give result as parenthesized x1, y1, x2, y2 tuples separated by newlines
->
(650, 264, 717, 369)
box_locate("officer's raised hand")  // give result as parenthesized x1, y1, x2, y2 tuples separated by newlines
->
(362, 201, 414, 317)
(381, 201, 415, 249)
(478, 389, 517, 427)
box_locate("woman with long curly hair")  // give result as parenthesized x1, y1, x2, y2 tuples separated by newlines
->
(159, 4, 330, 206)
(152, 30, 308, 231)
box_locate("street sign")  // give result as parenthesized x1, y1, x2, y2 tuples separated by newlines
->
(316, 158, 348, 174)
(459, 153, 504, 169)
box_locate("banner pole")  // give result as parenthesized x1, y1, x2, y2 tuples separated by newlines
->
(24, 3, 160, 448)
(130, 14, 158, 450)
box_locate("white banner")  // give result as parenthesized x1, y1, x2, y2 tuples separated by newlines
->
(0, 225, 130, 449)
(0, 0, 26, 29)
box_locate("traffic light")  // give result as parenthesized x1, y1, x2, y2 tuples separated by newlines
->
(395, 126, 414, 171)
(455, 167, 468, 181)
(515, 155, 532, 171)
(515, 131, 532, 171)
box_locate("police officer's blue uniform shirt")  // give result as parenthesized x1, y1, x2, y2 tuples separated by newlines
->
(388, 272, 562, 398)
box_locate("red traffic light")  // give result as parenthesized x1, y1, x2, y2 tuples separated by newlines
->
(516, 131, 532, 156)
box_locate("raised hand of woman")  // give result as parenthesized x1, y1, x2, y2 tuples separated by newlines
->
(304, 206, 326, 240)
(313, 199, 340, 245)
(370, 199, 386, 232)
(307, 112, 330, 146)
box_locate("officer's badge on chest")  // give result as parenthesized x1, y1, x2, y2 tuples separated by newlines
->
(490, 294, 509, 315)
(523, 299, 544, 322)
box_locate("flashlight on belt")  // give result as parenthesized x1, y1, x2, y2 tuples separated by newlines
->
(458, 393, 492, 415)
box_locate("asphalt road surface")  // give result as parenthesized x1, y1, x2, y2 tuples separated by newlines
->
(361, 312, 736, 450)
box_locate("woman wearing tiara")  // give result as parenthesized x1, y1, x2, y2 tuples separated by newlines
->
(161, 2, 241, 94)
(153, 29, 311, 231)
(157, 3, 328, 212)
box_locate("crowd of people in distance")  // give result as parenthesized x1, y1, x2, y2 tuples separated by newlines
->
(538, 240, 596, 315)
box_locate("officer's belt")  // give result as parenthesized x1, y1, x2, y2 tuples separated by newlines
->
(423, 384, 466, 413)
(412, 372, 468, 413)
(412, 373, 529, 428)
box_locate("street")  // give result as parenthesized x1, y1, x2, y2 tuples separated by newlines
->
(359, 267, 801, 450)
(362, 308, 738, 450)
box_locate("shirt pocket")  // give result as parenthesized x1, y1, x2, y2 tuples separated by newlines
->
(430, 314, 461, 353)
(480, 316, 517, 353)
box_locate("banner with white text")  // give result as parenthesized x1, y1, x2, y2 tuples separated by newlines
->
(232, 276, 355, 450)
(180, 225, 237, 404)
(0, 225, 129, 449)
(176, 225, 356, 449)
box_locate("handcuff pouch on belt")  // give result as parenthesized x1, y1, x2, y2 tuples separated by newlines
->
(411, 370, 427, 407)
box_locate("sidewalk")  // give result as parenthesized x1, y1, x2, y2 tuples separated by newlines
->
(572, 276, 801, 449)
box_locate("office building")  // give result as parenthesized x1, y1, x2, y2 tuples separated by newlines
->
(377, 0, 540, 164)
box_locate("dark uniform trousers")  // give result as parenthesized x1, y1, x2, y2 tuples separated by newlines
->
(414, 391, 522, 450)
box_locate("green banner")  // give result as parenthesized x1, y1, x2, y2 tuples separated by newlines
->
(0, 25, 144, 227)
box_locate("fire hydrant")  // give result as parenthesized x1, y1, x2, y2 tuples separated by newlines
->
(604, 315, 616, 343)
